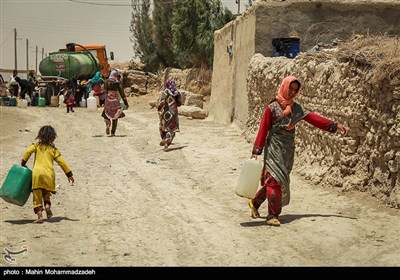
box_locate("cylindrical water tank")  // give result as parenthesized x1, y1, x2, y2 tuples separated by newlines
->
(39, 52, 99, 80)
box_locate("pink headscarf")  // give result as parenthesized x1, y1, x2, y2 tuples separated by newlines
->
(275, 76, 301, 117)
(108, 70, 118, 83)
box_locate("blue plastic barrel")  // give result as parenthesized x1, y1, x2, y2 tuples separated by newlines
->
(272, 37, 300, 58)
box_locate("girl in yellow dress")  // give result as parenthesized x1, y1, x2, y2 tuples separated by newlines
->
(21, 125, 75, 223)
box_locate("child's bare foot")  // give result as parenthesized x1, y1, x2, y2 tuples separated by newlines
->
(45, 205, 53, 219)
(33, 211, 44, 223)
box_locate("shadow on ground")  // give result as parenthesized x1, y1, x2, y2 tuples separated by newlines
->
(4, 216, 80, 225)
(240, 213, 357, 227)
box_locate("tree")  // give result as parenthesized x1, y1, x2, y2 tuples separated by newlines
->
(130, 0, 160, 72)
(152, 0, 179, 69)
(130, 0, 234, 71)
(172, 0, 234, 68)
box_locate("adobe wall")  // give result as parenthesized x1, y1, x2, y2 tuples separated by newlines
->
(209, 12, 256, 125)
(245, 53, 400, 208)
(210, 0, 400, 127)
(255, 0, 400, 57)
(210, 0, 400, 206)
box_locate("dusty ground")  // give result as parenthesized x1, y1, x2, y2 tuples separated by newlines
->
(0, 95, 399, 268)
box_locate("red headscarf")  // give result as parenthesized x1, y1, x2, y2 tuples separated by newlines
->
(275, 76, 301, 117)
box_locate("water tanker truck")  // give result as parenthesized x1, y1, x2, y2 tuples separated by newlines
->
(39, 43, 114, 81)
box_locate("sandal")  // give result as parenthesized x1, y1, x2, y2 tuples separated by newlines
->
(248, 200, 260, 219)
(266, 216, 280, 227)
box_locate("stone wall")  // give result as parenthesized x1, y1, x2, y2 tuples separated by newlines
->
(246, 53, 400, 207)
(210, 0, 400, 207)
(211, 0, 400, 129)
(254, 0, 400, 58)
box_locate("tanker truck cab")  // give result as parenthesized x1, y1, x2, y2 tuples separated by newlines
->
(71, 44, 113, 79)
(64, 44, 113, 79)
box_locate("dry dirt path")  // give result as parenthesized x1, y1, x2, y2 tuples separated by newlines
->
(0, 98, 399, 268)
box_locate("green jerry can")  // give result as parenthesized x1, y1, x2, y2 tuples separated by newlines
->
(119, 99, 126, 110)
(38, 97, 46, 107)
(0, 164, 32, 206)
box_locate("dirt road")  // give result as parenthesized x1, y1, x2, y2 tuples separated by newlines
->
(0, 97, 399, 267)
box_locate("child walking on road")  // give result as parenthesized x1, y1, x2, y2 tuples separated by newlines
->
(64, 87, 75, 113)
(21, 125, 75, 223)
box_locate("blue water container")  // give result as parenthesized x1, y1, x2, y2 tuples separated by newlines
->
(272, 37, 300, 58)
(0, 164, 32, 206)
(8, 97, 17, 106)
(287, 40, 300, 58)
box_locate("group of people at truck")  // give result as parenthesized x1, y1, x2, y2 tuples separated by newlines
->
(6, 70, 107, 109)
(8, 70, 38, 102)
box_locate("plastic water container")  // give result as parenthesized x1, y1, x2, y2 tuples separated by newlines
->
(31, 96, 38, 106)
(58, 95, 65, 107)
(18, 99, 28, 109)
(79, 99, 87, 107)
(9, 97, 17, 107)
(235, 158, 263, 199)
(120, 99, 126, 110)
(0, 164, 32, 206)
(51, 95, 59, 107)
(1, 97, 10, 106)
(87, 96, 97, 111)
(272, 37, 300, 58)
(38, 97, 45, 107)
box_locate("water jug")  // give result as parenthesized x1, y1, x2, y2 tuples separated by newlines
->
(18, 99, 28, 109)
(235, 158, 263, 199)
(79, 99, 87, 107)
(9, 97, 17, 107)
(31, 96, 38, 106)
(0, 164, 32, 206)
(120, 99, 126, 110)
(51, 95, 59, 107)
(1, 97, 10, 106)
(58, 95, 65, 107)
(38, 97, 45, 107)
(87, 96, 97, 111)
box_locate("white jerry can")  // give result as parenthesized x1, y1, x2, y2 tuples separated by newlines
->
(87, 94, 97, 111)
(235, 158, 263, 199)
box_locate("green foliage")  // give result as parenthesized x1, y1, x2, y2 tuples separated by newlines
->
(152, 0, 179, 69)
(172, 0, 234, 68)
(130, 0, 234, 71)
(130, 0, 161, 72)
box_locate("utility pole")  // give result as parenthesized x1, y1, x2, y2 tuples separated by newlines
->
(26, 38, 29, 77)
(35, 45, 38, 73)
(236, 0, 240, 14)
(42, 47, 44, 60)
(14, 28, 17, 70)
